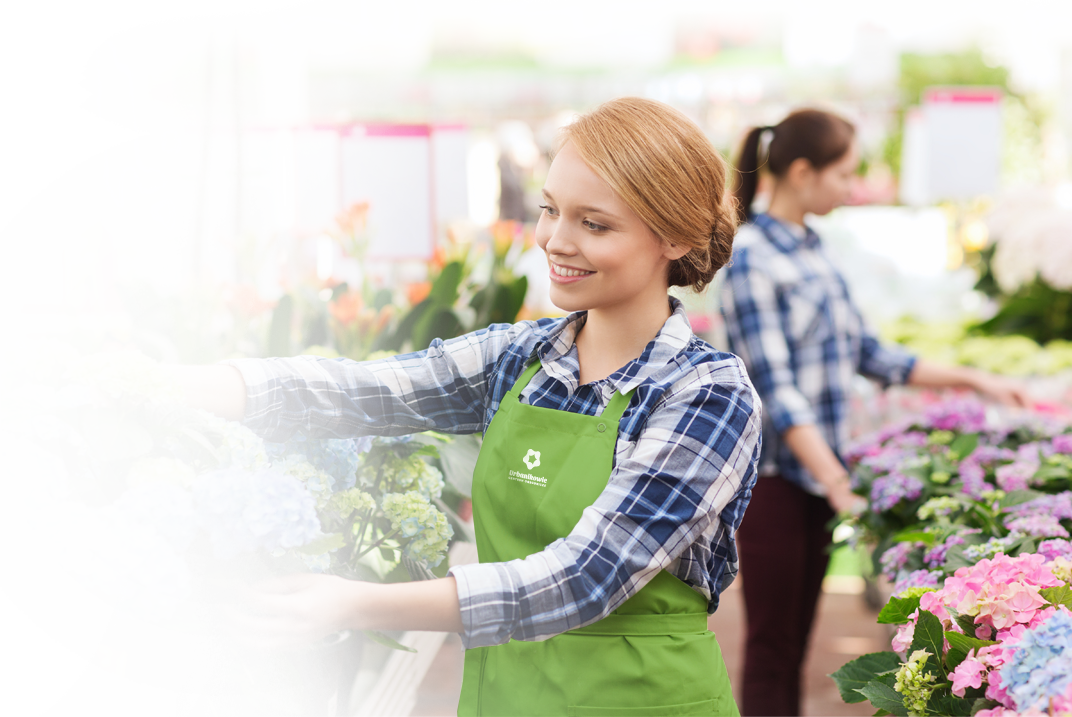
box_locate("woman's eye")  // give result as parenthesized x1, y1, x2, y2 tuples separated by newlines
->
(583, 220, 608, 232)
(538, 204, 557, 216)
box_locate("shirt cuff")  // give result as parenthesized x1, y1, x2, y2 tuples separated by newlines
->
(766, 388, 818, 435)
(221, 357, 284, 428)
(447, 561, 519, 649)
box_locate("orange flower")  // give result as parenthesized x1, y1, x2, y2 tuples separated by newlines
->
(407, 281, 432, 306)
(490, 220, 521, 257)
(221, 280, 276, 319)
(329, 291, 363, 326)
(336, 201, 370, 236)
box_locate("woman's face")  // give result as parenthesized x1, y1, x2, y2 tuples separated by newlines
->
(800, 139, 859, 217)
(534, 141, 683, 314)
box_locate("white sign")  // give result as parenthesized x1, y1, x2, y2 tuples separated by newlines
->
(0, 111, 68, 304)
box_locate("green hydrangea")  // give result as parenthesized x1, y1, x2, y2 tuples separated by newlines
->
(894, 649, 937, 716)
(928, 430, 955, 446)
(382, 491, 454, 567)
(280, 454, 335, 499)
(930, 471, 951, 485)
(68, 351, 184, 402)
(0, 553, 69, 625)
(2, 336, 81, 379)
(128, 456, 197, 489)
(898, 586, 938, 600)
(916, 496, 960, 521)
(323, 484, 375, 516)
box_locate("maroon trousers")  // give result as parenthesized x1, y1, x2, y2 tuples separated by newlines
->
(737, 475, 835, 717)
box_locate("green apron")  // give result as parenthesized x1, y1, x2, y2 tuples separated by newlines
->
(458, 361, 739, 717)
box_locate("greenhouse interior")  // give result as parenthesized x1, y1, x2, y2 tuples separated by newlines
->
(7, 1, 1072, 716)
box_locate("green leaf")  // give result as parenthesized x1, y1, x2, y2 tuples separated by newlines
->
(297, 532, 346, 555)
(0, 357, 32, 392)
(857, 680, 909, 716)
(268, 293, 293, 356)
(1032, 464, 1072, 483)
(909, 610, 947, 678)
(954, 613, 980, 638)
(82, 407, 153, 458)
(195, 655, 248, 681)
(1041, 585, 1072, 609)
(429, 261, 465, 305)
(261, 655, 304, 703)
(971, 698, 999, 715)
(829, 652, 904, 704)
(998, 489, 1045, 509)
(949, 433, 979, 461)
(362, 630, 417, 653)
(0, 392, 49, 424)
(890, 530, 937, 547)
(202, 553, 250, 587)
(153, 600, 206, 630)
(236, 664, 300, 711)
(943, 545, 975, 572)
(877, 595, 923, 625)
(931, 695, 975, 716)
(944, 631, 997, 673)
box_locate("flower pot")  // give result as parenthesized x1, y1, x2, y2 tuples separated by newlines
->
(285, 630, 351, 711)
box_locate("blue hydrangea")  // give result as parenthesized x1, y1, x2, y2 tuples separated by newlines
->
(28, 497, 191, 625)
(193, 468, 321, 557)
(167, 407, 270, 469)
(266, 435, 373, 490)
(12, 383, 91, 443)
(115, 481, 196, 551)
(996, 610, 1072, 712)
(0, 428, 68, 516)
(870, 471, 925, 512)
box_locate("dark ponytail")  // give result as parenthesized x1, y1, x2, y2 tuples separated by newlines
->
(732, 109, 855, 223)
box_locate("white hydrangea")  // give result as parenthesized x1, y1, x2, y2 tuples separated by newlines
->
(988, 189, 1072, 293)
(277, 453, 335, 501)
(381, 491, 454, 567)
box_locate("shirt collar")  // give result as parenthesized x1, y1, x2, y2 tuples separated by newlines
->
(753, 212, 821, 251)
(533, 296, 694, 397)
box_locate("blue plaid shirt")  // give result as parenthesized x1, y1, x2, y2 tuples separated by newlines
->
(720, 213, 916, 495)
(230, 297, 761, 649)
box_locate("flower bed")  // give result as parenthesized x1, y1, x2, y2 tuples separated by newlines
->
(0, 338, 456, 711)
(832, 398, 1072, 716)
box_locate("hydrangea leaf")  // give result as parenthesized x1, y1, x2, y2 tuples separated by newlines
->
(857, 679, 909, 716)
(930, 695, 974, 716)
(829, 652, 904, 704)
(82, 407, 153, 458)
(909, 610, 946, 678)
(362, 629, 417, 653)
(970, 698, 999, 715)
(296, 532, 346, 555)
(0, 360, 32, 387)
(260, 655, 304, 703)
(1041, 585, 1072, 609)
(944, 631, 997, 673)
(998, 489, 1046, 509)
(877, 595, 923, 625)
(236, 664, 300, 711)
(949, 433, 979, 461)
(154, 600, 205, 630)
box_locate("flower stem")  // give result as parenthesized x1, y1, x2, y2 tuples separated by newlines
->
(355, 528, 401, 562)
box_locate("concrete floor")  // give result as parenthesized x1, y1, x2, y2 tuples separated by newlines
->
(411, 578, 889, 717)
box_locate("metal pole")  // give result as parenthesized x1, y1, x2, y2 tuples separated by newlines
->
(190, 0, 217, 272)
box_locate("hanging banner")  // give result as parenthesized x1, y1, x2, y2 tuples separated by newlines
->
(0, 110, 69, 306)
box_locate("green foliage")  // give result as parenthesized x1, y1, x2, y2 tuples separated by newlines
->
(970, 279, 1072, 343)
(858, 680, 909, 716)
(829, 652, 905, 704)
(1041, 585, 1072, 610)
(910, 610, 948, 679)
(877, 595, 923, 625)
(944, 631, 997, 674)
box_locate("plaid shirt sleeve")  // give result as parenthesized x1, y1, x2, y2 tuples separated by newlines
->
(721, 249, 818, 435)
(854, 309, 917, 387)
(226, 324, 523, 441)
(449, 359, 761, 648)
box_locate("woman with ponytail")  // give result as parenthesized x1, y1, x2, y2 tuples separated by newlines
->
(178, 97, 759, 715)
(720, 109, 1030, 716)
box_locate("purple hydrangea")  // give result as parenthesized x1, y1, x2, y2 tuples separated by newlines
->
(193, 468, 321, 558)
(1004, 514, 1070, 538)
(870, 471, 925, 512)
(923, 399, 987, 433)
(1053, 434, 1072, 454)
(923, 531, 977, 569)
(1009, 492, 1072, 521)
(265, 435, 373, 489)
(0, 430, 69, 514)
(28, 497, 191, 625)
(880, 541, 923, 580)
(995, 461, 1038, 492)
(115, 481, 196, 551)
(1038, 538, 1072, 561)
(893, 568, 942, 596)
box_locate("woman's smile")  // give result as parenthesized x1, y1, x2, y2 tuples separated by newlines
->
(549, 261, 596, 283)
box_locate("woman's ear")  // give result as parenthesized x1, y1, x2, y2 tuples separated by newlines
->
(785, 157, 816, 188)
(662, 240, 690, 262)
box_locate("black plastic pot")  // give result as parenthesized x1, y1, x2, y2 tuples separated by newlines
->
(285, 630, 351, 711)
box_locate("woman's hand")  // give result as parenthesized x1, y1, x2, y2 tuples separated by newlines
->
(825, 477, 866, 516)
(967, 371, 1033, 409)
(230, 573, 367, 649)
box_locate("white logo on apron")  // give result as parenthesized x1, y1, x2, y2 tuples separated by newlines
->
(523, 449, 541, 470)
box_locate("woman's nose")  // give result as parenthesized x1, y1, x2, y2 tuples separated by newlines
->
(542, 224, 576, 257)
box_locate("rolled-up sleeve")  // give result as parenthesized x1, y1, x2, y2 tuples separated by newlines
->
(448, 361, 762, 648)
(856, 315, 917, 387)
(225, 325, 520, 442)
(721, 251, 817, 434)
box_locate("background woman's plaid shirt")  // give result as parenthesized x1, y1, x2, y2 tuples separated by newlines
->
(230, 298, 761, 648)
(720, 213, 917, 495)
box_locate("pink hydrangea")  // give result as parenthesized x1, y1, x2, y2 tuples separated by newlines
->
(1051, 434, 1072, 454)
